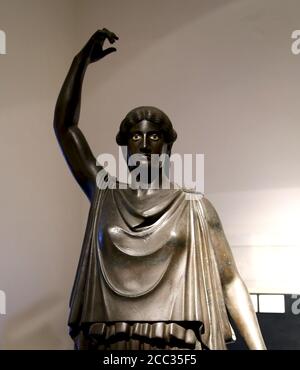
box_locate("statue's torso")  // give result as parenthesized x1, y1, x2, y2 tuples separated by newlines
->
(69, 185, 232, 350)
(97, 187, 190, 321)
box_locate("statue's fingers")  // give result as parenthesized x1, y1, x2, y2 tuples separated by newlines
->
(102, 28, 119, 43)
(102, 47, 117, 57)
(111, 32, 119, 41)
(90, 31, 105, 49)
(102, 28, 114, 38)
(107, 34, 118, 44)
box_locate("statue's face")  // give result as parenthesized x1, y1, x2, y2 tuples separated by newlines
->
(127, 120, 167, 166)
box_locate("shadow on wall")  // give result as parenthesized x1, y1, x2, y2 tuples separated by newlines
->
(2, 294, 73, 350)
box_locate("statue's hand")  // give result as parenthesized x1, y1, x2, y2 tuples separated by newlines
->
(79, 28, 119, 63)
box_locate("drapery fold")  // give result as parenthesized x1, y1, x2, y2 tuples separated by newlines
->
(69, 179, 234, 349)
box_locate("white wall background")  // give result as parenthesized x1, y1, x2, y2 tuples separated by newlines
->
(0, 0, 82, 349)
(0, 0, 300, 349)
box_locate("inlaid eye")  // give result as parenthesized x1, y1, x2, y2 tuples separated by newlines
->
(131, 133, 142, 141)
(150, 133, 160, 141)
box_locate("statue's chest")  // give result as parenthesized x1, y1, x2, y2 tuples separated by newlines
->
(98, 190, 188, 254)
(96, 190, 189, 297)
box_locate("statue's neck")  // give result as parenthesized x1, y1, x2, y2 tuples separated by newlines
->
(129, 167, 172, 191)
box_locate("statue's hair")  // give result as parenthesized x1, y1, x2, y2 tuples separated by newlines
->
(116, 106, 177, 146)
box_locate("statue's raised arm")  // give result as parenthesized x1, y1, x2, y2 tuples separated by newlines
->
(53, 29, 119, 200)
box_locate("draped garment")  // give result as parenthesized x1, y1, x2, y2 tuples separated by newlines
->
(68, 178, 234, 349)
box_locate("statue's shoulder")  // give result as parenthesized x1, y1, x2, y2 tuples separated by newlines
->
(200, 196, 223, 230)
(181, 186, 204, 199)
(182, 187, 214, 207)
(181, 188, 223, 230)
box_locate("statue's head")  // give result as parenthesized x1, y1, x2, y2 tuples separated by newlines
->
(116, 106, 177, 170)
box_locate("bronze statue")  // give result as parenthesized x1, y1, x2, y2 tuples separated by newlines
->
(54, 29, 266, 350)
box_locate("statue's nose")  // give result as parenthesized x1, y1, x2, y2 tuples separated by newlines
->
(140, 134, 150, 153)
